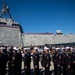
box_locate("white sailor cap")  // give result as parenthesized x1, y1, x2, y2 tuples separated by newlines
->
(56, 48, 60, 50)
(66, 47, 70, 49)
(70, 47, 73, 50)
(44, 46, 49, 50)
(34, 47, 38, 50)
(13, 47, 18, 51)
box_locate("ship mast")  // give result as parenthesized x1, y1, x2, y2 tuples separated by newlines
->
(0, 2, 13, 19)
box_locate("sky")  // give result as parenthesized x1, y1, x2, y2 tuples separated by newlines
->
(0, 0, 75, 34)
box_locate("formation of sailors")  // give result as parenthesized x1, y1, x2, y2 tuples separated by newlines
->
(0, 45, 75, 75)
(52, 46, 75, 75)
(0, 46, 22, 75)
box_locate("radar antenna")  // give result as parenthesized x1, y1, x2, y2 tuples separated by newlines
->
(0, 2, 13, 19)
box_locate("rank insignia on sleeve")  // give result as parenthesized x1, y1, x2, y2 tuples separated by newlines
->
(13, 57, 15, 60)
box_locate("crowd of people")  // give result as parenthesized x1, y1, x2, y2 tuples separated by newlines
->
(0, 45, 75, 75)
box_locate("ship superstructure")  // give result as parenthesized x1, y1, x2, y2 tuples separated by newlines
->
(0, 2, 23, 46)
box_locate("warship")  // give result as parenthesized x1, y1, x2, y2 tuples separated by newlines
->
(0, 2, 23, 46)
(0, 2, 75, 47)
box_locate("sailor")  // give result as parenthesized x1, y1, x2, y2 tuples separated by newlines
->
(7, 47, 13, 75)
(17, 47, 22, 75)
(43, 46, 51, 75)
(2, 46, 8, 65)
(33, 47, 40, 75)
(11, 47, 22, 75)
(62, 47, 66, 75)
(0, 47, 7, 75)
(27, 48, 31, 75)
(65, 47, 72, 75)
(71, 47, 75, 75)
(3, 46, 8, 75)
(23, 47, 31, 75)
(55, 48, 62, 75)
(52, 47, 57, 75)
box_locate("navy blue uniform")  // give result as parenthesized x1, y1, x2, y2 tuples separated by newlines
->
(65, 52, 72, 75)
(62, 52, 66, 75)
(43, 52, 51, 75)
(0, 52, 6, 75)
(53, 52, 57, 75)
(24, 52, 31, 75)
(27, 52, 31, 75)
(8, 51, 13, 75)
(11, 52, 22, 75)
(72, 52, 75, 75)
(55, 52, 62, 75)
(33, 53, 39, 75)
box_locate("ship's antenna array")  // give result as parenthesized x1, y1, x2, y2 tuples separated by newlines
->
(0, 2, 13, 19)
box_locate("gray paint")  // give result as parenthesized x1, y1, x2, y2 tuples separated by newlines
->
(0, 25, 22, 46)
(22, 34, 75, 46)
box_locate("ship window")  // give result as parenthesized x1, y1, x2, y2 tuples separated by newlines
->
(12, 24, 19, 26)
(0, 22, 6, 24)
